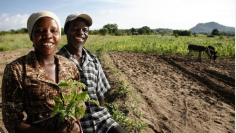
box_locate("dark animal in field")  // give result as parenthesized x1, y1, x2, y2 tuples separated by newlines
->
(188, 44, 218, 62)
(207, 45, 218, 62)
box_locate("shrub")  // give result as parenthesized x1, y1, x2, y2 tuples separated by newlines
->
(207, 35, 215, 37)
(174, 33, 179, 38)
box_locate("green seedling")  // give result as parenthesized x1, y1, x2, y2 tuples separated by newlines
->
(33, 78, 98, 124)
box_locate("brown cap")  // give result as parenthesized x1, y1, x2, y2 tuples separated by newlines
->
(64, 13, 92, 27)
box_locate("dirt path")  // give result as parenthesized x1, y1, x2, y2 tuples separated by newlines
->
(106, 51, 234, 133)
(0, 49, 234, 133)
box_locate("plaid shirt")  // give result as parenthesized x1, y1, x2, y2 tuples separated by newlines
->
(1, 51, 81, 133)
(57, 45, 118, 133)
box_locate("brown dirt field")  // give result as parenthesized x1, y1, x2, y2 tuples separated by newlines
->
(104, 51, 235, 133)
(0, 48, 235, 133)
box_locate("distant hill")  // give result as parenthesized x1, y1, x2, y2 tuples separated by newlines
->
(189, 22, 235, 33)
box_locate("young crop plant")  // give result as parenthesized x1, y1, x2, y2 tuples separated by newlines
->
(34, 78, 98, 124)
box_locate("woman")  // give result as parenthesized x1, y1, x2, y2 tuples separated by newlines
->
(2, 11, 83, 133)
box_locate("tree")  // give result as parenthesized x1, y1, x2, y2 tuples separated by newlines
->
(89, 30, 94, 35)
(99, 28, 109, 36)
(131, 28, 138, 35)
(125, 29, 132, 35)
(113, 29, 121, 36)
(173, 30, 192, 36)
(103, 24, 118, 34)
(18, 28, 28, 34)
(211, 29, 220, 36)
(141, 26, 151, 35)
(61, 28, 65, 35)
(138, 28, 146, 35)
(9, 29, 16, 34)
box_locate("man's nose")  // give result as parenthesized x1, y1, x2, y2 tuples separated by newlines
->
(76, 28, 84, 34)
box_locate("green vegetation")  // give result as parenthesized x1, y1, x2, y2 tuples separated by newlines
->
(1, 34, 234, 57)
(98, 50, 148, 133)
(53, 78, 90, 122)
(0, 34, 67, 51)
(0, 34, 32, 51)
(33, 78, 98, 124)
(85, 35, 235, 57)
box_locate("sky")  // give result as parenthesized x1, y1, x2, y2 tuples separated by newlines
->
(0, 0, 235, 31)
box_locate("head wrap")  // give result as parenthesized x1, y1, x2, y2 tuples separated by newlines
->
(27, 11, 61, 39)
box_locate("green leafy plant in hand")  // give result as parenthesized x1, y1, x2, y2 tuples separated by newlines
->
(33, 78, 98, 124)
(53, 78, 99, 122)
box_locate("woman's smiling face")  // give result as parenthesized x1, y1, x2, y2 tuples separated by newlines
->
(31, 17, 60, 56)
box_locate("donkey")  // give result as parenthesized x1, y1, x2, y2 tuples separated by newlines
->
(207, 45, 218, 62)
(188, 44, 218, 62)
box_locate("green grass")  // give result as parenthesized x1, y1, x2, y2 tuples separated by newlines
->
(85, 35, 235, 57)
(0, 34, 234, 57)
(0, 34, 68, 51)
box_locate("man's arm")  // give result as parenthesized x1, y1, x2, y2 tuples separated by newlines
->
(98, 96, 105, 107)
(95, 58, 110, 107)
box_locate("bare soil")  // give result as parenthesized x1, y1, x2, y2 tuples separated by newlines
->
(0, 48, 235, 133)
(104, 51, 235, 133)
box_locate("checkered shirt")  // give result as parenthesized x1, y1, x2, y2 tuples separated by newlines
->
(56, 45, 118, 133)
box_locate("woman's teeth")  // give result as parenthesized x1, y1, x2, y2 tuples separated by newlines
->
(42, 43, 53, 46)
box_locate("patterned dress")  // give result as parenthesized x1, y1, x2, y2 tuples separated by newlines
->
(1, 51, 81, 133)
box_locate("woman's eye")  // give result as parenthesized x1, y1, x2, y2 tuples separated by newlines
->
(51, 29, 58, 33)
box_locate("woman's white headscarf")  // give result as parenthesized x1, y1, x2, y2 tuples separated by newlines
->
(27, 11, 61, 39)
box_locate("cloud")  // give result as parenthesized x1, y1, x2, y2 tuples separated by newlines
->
(0, 13, 29, 31)
(90, 0, 235, 30)
(98, 9, 116, 14)
(1, 13, 10, 18)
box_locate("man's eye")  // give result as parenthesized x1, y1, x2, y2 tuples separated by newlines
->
(72, 28, 77, 31)
(83, 28, 88, 32)
(36, 29, 44, 33)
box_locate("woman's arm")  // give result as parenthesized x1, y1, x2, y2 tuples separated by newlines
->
(16, 122, 81, 133)
(16, 124, 53, 133)
(2, 64, 26, 133)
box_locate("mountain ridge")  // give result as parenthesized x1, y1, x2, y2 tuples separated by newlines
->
(189, 22, 235, 33)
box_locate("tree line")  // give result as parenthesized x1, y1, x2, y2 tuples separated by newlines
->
(0, 24, 234, 37)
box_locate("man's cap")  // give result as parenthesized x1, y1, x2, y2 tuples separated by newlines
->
(27, 11, 61, 39)
(64, 13, 93, 28)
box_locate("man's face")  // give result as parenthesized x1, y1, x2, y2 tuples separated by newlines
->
(67, 18, 89, 49)
(32, 17, 60, 56)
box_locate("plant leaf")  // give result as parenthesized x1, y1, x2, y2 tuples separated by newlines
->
(66, 101, 77, 112)
(68, 111, 77, 120)
(59, 112, 66, 122)
(77, 106, 85, 117)
(91, 100, 99, 106)
(58, 82, 69, 88)
(77, 91, 89, 100)
(53, 96, 62, 102)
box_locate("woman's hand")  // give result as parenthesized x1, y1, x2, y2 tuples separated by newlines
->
(55, 119, 81, 133)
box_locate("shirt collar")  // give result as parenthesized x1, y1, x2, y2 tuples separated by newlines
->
(61, 45, 96, 66)
(25, 51, 68, 85)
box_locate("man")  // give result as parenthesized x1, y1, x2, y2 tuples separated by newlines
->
(57, 13, 126, 133)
